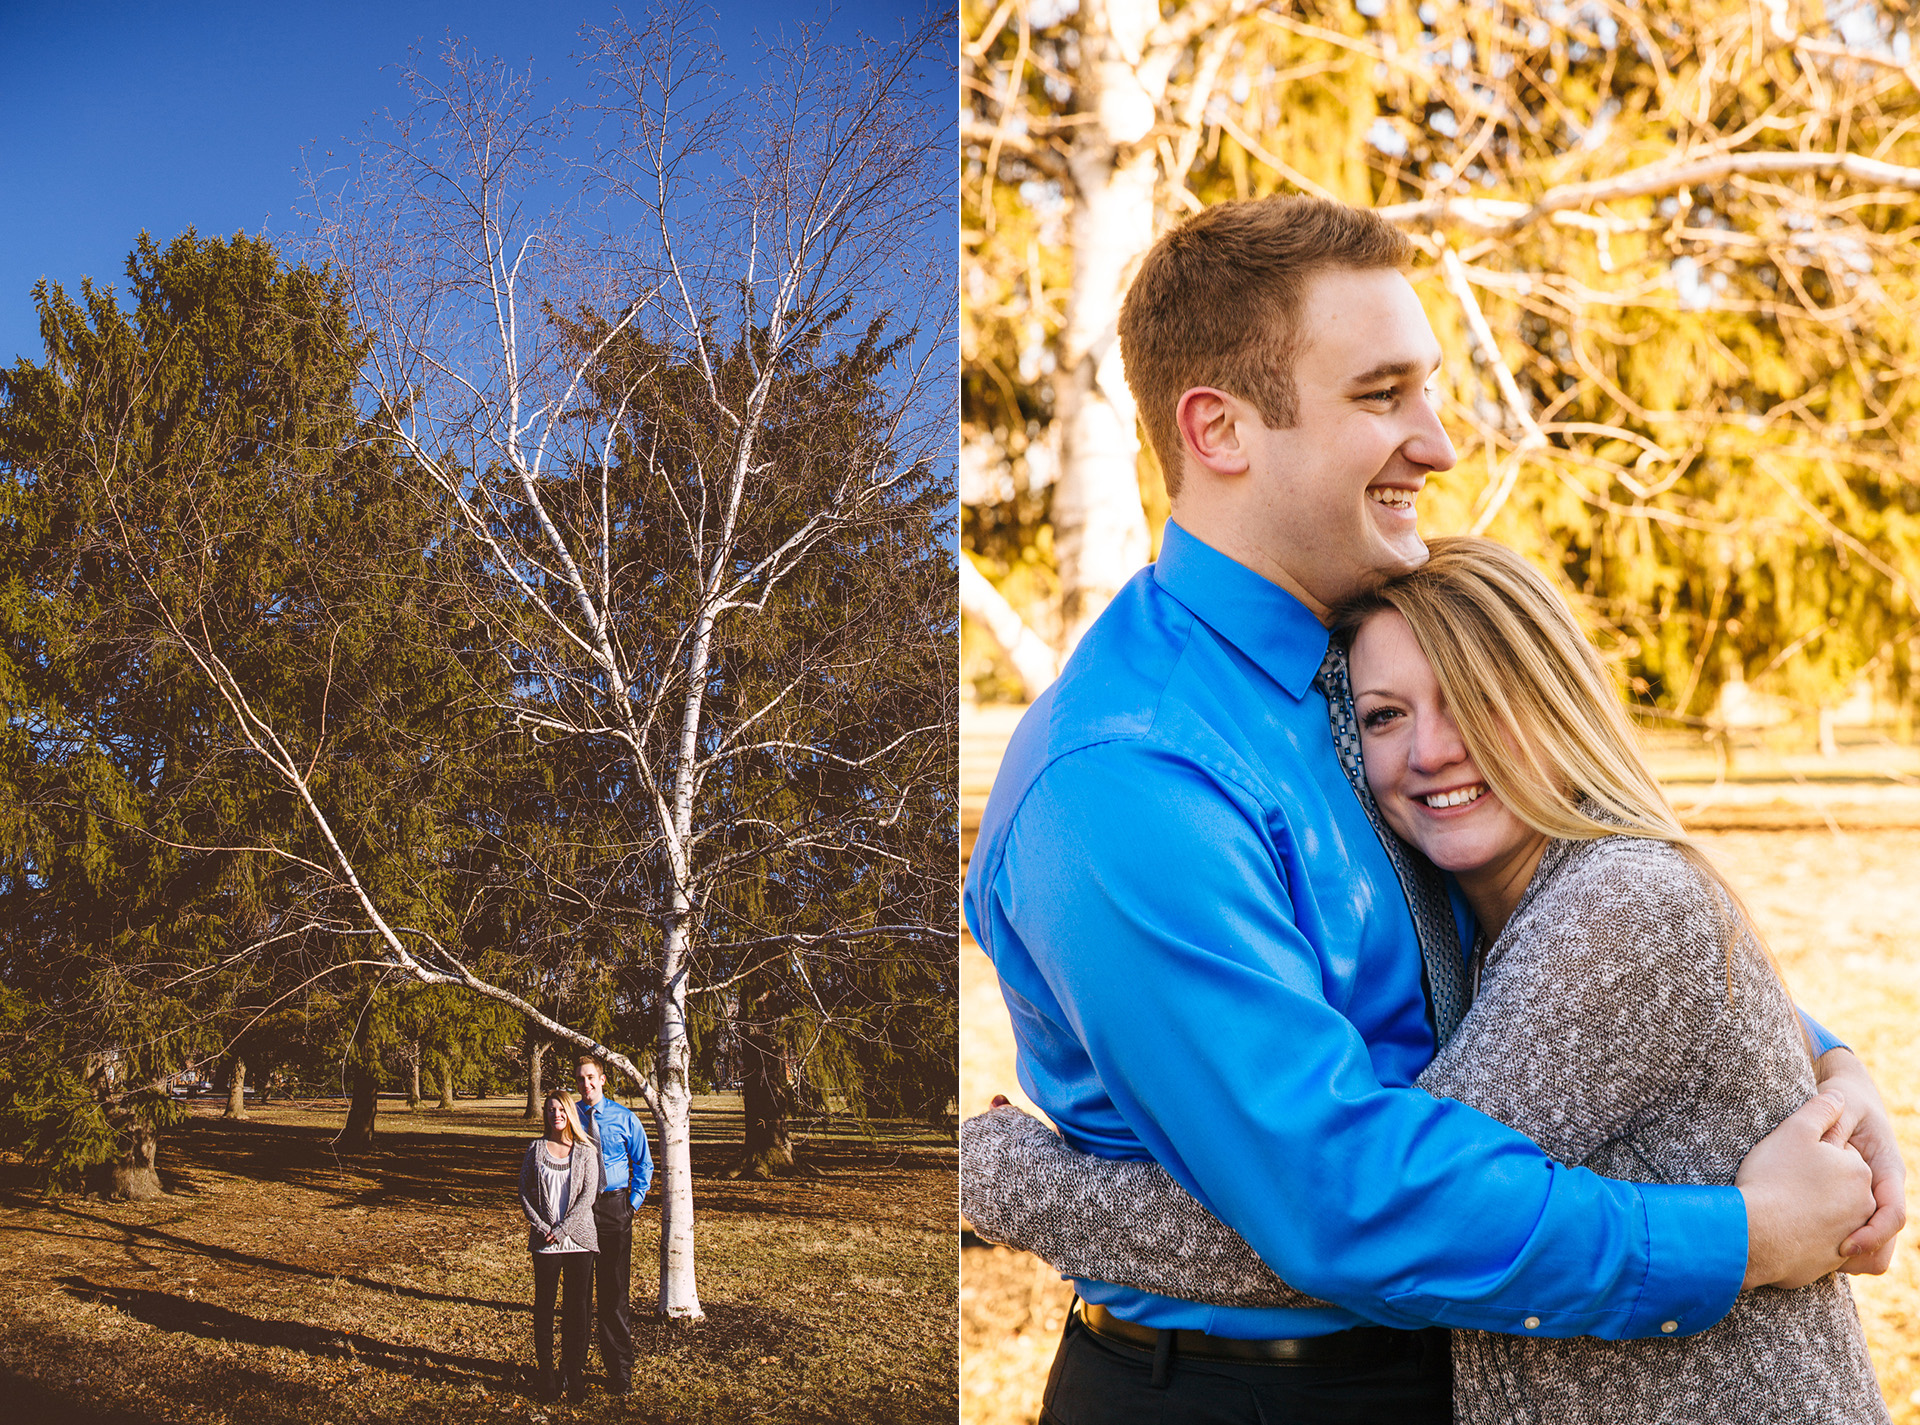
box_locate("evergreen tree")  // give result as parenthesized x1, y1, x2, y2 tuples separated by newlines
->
(0, 230, 484, 1187)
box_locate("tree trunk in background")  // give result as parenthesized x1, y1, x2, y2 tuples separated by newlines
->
(1051, 0, 1159, 651)
(340, 1005, 381, 1152)
(407, 1043, 422, 1108)
(731, 1022, 798, 1180)
(341, 1067, 379, 1151)
(222, 1055, 248, 1120)
(437, 1055, 455, 1110)
(109, 1122, 163, 1200)
(524, 1035, 546, 1120)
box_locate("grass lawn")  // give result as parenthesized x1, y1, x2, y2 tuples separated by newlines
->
(0, 1093, 956, 1424)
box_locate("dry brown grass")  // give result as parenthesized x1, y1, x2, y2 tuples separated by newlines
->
(960, 827, 1920, 1425)
(0, 1094, 956, 1424)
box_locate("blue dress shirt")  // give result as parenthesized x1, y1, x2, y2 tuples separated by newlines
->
(579, 1095, 653, 1210)
(963, 521, 1752, 1341)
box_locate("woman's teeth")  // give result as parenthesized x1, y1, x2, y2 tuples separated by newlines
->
(1367, 487, 1413, 509)
(1423, 784, 1486, 809)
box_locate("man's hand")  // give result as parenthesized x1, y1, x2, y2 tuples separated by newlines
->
(1737, 1090, 1875, 1290)
(1813, 1047, 1908, 1273)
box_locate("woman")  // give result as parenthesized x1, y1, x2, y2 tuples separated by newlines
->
(963, 537, 1888, 1422)
(520, 1087, 602, 1403)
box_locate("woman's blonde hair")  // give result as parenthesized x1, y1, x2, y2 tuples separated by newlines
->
(1333, 536, 1787, 1007)
(543, 1089, 582, 1147)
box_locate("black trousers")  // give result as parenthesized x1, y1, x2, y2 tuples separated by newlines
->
(530, 1250, 594, 1377)
(1040, 1310, 1452, 1425)
(588, 1190, 635, 1380)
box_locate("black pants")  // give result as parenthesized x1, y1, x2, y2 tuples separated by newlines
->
(530, 1250, 594, 1378)
(1040, 1310, 1452, 1424)
(588, 1190, 635, 1381)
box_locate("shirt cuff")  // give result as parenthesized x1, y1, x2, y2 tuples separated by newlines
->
(1381, 1182, 1746, 1338)
(1798, 1007, 1847, 1058)
(1625, 1182, 1747, 1338)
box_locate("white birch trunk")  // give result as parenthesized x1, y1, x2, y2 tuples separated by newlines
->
(1052, 0, 1160, 650)
(652, 601, 716, 1319)
(653, 954, 699, 1317)
(960, 556, 1059, 698)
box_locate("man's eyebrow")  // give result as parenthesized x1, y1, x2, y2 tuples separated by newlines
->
(1345, 359, 1438, 385)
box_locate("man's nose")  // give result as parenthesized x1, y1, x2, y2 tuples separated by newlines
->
(1404, 392, 1457, 472)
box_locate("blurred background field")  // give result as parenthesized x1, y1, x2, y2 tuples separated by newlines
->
(960, 702, 1920, 1425)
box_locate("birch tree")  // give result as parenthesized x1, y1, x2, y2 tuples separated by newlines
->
(293, 6, 955, 1318)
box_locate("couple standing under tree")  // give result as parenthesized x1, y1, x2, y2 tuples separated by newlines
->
(519, 1054, 654, 1403)
(962, 196, 1907, 1422)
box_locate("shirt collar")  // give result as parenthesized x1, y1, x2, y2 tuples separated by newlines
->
(1152, 521, 1330, 699)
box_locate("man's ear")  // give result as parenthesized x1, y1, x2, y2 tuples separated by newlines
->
(1175, 387, 1254, 481)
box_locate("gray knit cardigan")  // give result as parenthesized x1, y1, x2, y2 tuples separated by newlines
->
(519, 1137, 603, 1255)
(961, 834, 1889, 1423)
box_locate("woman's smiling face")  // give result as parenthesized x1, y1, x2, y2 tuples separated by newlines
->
(1348, 609, 1542, 880)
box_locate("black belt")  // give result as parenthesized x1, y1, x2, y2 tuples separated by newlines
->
(1080, 1302, 1430, 1367)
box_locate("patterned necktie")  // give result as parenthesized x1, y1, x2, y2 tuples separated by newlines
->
(1314, 641, 1468, 1044)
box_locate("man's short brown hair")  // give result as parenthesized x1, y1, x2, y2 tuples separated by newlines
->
(575, 1052, 602, 1073)
(1118, 196, 1412, 498)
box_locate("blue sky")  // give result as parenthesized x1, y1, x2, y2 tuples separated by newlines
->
(1, 0, 951, 367)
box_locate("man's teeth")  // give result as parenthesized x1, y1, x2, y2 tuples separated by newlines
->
(1368, 488, 1414, 509)
(1423, 785, 1486, 809)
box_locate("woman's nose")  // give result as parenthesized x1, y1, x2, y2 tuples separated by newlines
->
(1410, 709, 1468, 771)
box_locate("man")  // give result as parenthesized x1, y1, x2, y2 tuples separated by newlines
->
(963, 196, 1906, 1420)
(574, 1054, 653, 1396)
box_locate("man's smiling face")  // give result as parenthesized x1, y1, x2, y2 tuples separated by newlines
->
(1239, 267, 1455, 613)
(575, 1060, 605, 1104)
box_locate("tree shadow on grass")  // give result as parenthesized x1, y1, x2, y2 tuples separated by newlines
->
(0, 1118, 531, 1215)
(164, 1118, 530, 1211)
(12, 1207, 528, 1315)
(632, 1299, 817, 1364)
(53, 1276, 820, 1395)
(0, 1363, 156, 1424)
(56, 1276, 517, 1388)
